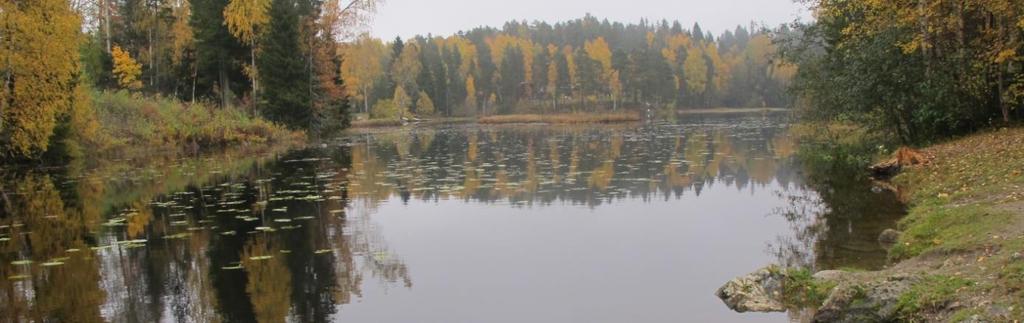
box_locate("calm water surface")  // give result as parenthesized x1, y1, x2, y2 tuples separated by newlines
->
(0, 115, 903, 322)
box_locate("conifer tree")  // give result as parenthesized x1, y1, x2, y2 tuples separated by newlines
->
(258, 0, 310, 128)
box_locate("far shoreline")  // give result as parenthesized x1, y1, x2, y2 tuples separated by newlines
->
(676, 107, 790, 115)
(348, 108, 790, 129)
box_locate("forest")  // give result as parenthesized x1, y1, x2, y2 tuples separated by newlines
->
(341, 16, 795, 120)
(1, 1, 795, 162)
(1, 0, 379, 161)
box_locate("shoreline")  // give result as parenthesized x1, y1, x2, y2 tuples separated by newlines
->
(347, 108, 789, 129)
(676, 107, 789, 115)
(348, 112, 640, 129)
(719, 127, 1024, 321)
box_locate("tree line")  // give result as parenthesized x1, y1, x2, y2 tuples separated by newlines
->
(783, 0, 1024, 143)
(84, 0, 380, 128)
(343, 15, 796, 120)
(1, 0, 378, 159)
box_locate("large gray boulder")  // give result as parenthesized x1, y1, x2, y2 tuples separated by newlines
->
(715, 266, 787, 313)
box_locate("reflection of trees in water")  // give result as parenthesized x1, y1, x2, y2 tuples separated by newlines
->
(242, 235, 291, 323)
(345, 121, 798, 209)
(767, 159, 906, 271)
(0, 172, 106, 322)
(1, 118, 806, 321)
(0, 143, 412, 322)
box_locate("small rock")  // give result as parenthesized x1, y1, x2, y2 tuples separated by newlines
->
(1010, 252, 1023, 262)
(878, 229, 902, 246)
(716, 266, 787, 313)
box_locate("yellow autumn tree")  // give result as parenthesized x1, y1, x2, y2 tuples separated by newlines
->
(609, 70, 623, 110)
(417, 91, 435, 116)
(392, 85, 411, 119)
(444, 36, 478, 77)
(0, 0, 84, 157)
(111, 45, 143, 90)
(704, 43, 730, 97)
(584, 37, 612, 74)
(341, 35, 386, 115)
(488, 35, 535, 83)
(585, 37, 615, 103)
(683, 46, 707, 106)
(390, 43, 421, 93)
(464, 77, 477, 112)
(224, 0, 271, 101)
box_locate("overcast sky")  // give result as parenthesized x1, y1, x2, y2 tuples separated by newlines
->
(370, 0, 812, 40)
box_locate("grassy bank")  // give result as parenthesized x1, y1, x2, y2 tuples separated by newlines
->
(93, 91, 303, 151)
(783, 126, 1024, 321)
(881, 127, 1024, 320)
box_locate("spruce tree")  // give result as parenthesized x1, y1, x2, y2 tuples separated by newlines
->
(258, 0, 310, 128)
(191, 0, 246, 107)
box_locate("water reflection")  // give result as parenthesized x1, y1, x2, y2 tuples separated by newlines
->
(768, 164, 905, 271)
(0, 116, 902, 322)
(344, 121, 799, 208)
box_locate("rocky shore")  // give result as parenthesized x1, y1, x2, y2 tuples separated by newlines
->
(718, 128, 1024, 322)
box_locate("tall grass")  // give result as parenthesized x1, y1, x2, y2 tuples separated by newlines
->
(93, 91, 302, 149)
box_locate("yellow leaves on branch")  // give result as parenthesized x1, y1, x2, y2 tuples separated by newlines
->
(223, 0, 271, 44)
(112, 46, 143, 90)
(821, 0, 1023, 65)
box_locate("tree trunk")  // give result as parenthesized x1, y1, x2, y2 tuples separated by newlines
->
(999, 63, 1009, 123)
(102, 0, 111, 54)
(220, 64, 230, 108)
(251, 46, 258, 115)
(1, 19, 10, 131)
(150, 4, 159, 91)
(363, 86, 369, 114)
(191, 62, 198, 104)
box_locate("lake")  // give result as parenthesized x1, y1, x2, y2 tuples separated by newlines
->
(0, 115, 904, 322)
